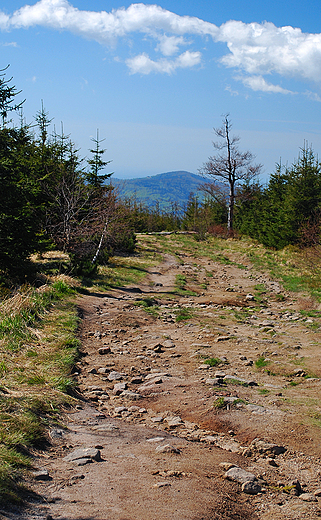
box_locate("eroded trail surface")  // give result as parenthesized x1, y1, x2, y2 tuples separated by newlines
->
(13, 236, 321, 519)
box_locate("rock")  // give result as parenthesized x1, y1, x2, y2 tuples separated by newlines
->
(32, 468, 51, 481)
(74, 458, 93, 466)
(215, 371, 226, 378)
(97, 367, 110, 374)
(219, 462, 237, 471)
(216, 336, 230, 342)
(242, 481, 262, 495)
(245, 294, 255, 301)
(120, 390, 141, 400)
(294, 368, 306, 377)
(163, 340, 175, 348)
(299, 493, 318, 502)
(145, 372, 171, 380)
(250, 439, 286, 456)
(205, 378, 222, 385)
(155, 444, 181, 454)
(63, 447, 101, 463)
(314, 489, 321, 497)
(128, 406, 140, 412)
(224, 467, 258, 484)
(108, 371, 124, 381)
(267, 457, 278, 467)
(130, 377, 143, 384)
(166, 416, 184, 429)
(151, 416, 164, 423)
(147, 437, 166, 443)
(113, 382, 127, 395)
(114, 406, 128, 413)
(153, 482, 171, 488)
(98, 347, 111, 355)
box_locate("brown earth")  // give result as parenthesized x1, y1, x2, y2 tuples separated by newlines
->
(4, 234, 321, 520)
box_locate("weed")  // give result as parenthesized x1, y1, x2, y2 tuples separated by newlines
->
(204, 357, 222, 367)
(175, 307, 193, 322)
(213, 397, 226, 409)
(258, 388, 270, 395)
(255, 356, 269, 368)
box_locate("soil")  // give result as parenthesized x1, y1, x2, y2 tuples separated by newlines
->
(3, 234, 321, 520)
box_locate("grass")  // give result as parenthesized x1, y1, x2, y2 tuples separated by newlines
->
(255, 356, 270, 369)
(135, 297, 160, 317)
(204, 357, 222, 367)
(213, 397, 226, 409)
(0, 275, 80, 504)
(174, 307, 194, 322)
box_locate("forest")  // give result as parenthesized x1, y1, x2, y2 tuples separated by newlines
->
(1, 67, 321, 284)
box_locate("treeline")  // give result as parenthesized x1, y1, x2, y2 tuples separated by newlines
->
(0, 67, 135, 281)
(123, 145, 321, 252)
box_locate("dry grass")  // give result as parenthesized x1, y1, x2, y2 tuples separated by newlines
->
(0, 276, 80, 504)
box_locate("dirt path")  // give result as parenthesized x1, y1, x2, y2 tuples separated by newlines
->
(7, 236, 321, 520)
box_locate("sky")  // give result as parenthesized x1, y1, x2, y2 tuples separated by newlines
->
(0, 0, 321, 181)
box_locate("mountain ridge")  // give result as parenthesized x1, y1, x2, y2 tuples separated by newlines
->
(111, 170, 205, 210)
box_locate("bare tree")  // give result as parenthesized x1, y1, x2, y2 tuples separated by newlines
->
(199, 114, 261, 232)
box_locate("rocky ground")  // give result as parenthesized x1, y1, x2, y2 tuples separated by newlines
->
(3, 234, 321, 520)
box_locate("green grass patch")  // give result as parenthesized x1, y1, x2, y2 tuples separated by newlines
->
(258, 388, 270, 395)
(255, 356, 270, 368)
(204, 357, 222, 367)
(213, 397, 226, 409)
(174, 307, 194, 322)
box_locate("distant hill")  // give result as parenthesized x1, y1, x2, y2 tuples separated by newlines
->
(111, 171, 205, 210)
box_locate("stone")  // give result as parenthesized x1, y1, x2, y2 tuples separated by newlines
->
(224, 467, 257, 484)
(32, 468, 51, 481)
(113, 382, 127, 395)
(128, 406, 140, 412)
(74, 458, 93, 466)
(241, 481, 262, 495)
(205, 378, 222, 385)
(245, 294, 255, 301)
(299, 493, 318, 502)
(219, 462, 237, 471)
(250, 439, 286, 455)
(166, 416, 184, 428)
(147, 437, 166, 443)
(98, 347, 111, 355)
(108, 371, 124, 381)
(63, 447, 101, 463)
(131, 377, 143, 384)
(97, 367, 111, 374)
(155, 444, 181, 454)
(120, 390, 141, 400)
(153, 482, 171, 488)
(114, 406, 128, 413)
(216, 336, 230, 342)
(151, 416, 163, 423)
(163, 339, 175, 348)
(145, 372, 170, 380)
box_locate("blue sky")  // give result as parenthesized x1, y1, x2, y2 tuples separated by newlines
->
(0, 0, 321, 180)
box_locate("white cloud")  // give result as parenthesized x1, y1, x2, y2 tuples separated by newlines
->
(1, 0, 321, 92)
(304, 91, 321, 102)
(239, 75, 294, 94)
(126, 50, 201, 75)
(156, 35, 188, 57)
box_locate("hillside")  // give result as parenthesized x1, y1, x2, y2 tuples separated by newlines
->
(111, 170, 205, 210)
